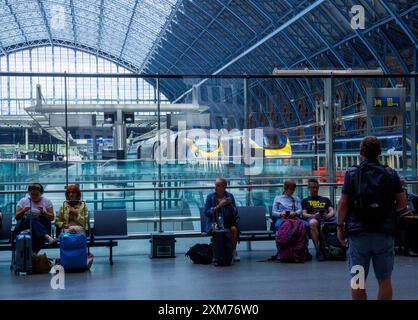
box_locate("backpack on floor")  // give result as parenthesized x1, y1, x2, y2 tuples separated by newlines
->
(185, 243, 213, 264)
(276, 218, 311, 263)
(320, 222, 346, 261)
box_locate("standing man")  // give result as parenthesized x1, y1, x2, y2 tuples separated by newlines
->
(337, 136, 407, 300)
(302, 178, 336, 261)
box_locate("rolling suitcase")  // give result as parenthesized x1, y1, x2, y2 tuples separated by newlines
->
(212, 229, 233, 266)
(15, 231, 32, 275)
(60, 232, 87, 271)
(14, 209, 33, 275)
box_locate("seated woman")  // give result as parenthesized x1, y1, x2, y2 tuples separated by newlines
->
(271, 180, 303, 232)
(15, 183, 55, 254)
(56, 184, 88, 234)
(56, 184, 93, 268)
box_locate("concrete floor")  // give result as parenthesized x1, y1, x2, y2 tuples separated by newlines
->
(1, 238, 417, 300)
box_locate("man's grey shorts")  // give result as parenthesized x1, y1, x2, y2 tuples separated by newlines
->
(348, 233, 395, 280)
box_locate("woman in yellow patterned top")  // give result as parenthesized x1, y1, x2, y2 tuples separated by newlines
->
(56, 184, 88, 234)
(56, 184, 93, 268)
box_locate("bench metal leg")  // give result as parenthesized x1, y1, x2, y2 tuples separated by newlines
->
(10, 239, 15, 271)
(246, 241, 252, 251)
(109, 240, 113, 265)
(10, 249, 14, 270)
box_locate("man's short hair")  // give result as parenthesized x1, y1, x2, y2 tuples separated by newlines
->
(360, 136, 382, 159)
(284, 180, 296, 191)
(216, 177, 228, 187)
(308, 178, 319, 185)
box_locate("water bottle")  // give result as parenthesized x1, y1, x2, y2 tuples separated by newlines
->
(217, 215, 224, 230)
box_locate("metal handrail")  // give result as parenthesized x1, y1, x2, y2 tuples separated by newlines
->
(0, 175, 321, 187)
(0, 71, 416, 79)
(1, 181, 417, 195)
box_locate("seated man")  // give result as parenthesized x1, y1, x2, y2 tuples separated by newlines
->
(204, 177, 240, 262)
(302, 178, 336, 261)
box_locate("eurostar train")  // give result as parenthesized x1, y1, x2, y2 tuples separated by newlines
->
(291, 134, 414, 154)
(134, 127, 292, 161)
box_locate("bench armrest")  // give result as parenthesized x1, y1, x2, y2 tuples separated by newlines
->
(10, 226, 16, 243)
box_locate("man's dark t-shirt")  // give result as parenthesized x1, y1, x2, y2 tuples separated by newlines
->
(302, 196, 333, 214)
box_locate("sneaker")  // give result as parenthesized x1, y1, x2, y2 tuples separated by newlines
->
(233, 251, 240, 262)
(316, 252, 325, 262)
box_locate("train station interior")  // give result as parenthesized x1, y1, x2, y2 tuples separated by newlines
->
(0, 0, 417, 301)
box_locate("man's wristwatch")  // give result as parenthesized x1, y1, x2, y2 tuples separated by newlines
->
(336, 223, 344, 229)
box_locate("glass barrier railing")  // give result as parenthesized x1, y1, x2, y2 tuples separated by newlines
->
(1, 181, 416, 235)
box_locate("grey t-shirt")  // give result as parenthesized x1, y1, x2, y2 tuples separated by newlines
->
(17, 197, 53, 217)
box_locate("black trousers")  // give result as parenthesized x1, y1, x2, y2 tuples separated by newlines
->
(396, 216, 418, 252)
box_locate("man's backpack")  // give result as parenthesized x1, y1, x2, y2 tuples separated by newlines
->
(276, 219, 311, 263)
(185, 243, 213, 264)
(351, 162, 396, 224)
(320, 222, 346, 261)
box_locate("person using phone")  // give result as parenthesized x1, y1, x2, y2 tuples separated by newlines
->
(302, 178, 336, 261)
(271, 180, 302, 232)
(204, 177, 240, 262)
(15, 183, 55, 253)
(56, 184, 89, 234)
(56, 184, 93, 268)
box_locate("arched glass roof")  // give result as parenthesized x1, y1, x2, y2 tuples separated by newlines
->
(0, 0, 416, 131)
(0, 0, 179, 72)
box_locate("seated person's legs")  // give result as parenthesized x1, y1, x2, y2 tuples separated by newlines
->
(229, 226, 240, 261)
(274, 218, 284, 232)
(32, 217, 55, 245)
(405, 219, 418, 256)
(308, 218, 325, 261)
(274, 218, 284, 254)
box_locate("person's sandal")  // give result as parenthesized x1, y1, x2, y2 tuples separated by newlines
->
(46, 236, 57, 245)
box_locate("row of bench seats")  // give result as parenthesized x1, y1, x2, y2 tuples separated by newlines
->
(0, 206, 275, 264)
(199, 206, 275, 242)
(0, 209, 129, 265)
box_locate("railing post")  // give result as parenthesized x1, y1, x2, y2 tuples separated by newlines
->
(411, 75, 417, 193)
(324, 77, 336, 205)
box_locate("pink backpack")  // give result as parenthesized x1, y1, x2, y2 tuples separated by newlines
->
(276, 219, 311, 262)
